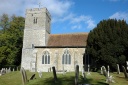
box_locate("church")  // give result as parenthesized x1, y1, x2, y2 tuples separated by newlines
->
(21, 7, 88, 72)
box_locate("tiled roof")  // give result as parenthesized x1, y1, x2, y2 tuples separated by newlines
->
(47, 33, 88, 46)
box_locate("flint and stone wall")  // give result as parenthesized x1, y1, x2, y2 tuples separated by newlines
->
(21, 8, 51, 70)
(35, 48, 85, 72)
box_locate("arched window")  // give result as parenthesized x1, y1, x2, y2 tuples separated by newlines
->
(62, 49, 71, 64)
(42, 51, 50, 64)
(33, 17, 37, 24)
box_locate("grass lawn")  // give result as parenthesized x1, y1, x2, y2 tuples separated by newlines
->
(0, 71, 128, 85)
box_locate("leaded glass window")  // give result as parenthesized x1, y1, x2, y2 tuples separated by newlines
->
(42, 51, 50, 64)
(62, 49, 71, 64)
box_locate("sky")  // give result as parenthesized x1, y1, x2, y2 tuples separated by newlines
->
(0, 0, 128, 34)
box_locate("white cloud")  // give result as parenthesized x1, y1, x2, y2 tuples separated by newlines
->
(61, 14, 96, 29)
(109, 12, 128, 22)
(0, 0, 73, 17)
(0, 0, 95, 30)
(71, 25, 81, 30)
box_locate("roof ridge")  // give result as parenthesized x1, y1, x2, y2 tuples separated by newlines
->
(50, 33, 88, 36)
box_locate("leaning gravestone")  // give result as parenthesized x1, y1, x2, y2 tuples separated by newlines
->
(122, 66, 128, 78)
(117, 64, 120, 74)
(52, 66, 57, 83)
(21, 67, 28, 85)
(75, 65, 79, 85)
(30, 74, 36, 80)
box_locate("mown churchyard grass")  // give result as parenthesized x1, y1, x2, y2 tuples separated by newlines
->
(0, 71, 128, 85)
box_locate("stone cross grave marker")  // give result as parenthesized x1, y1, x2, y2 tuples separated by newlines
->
(122, 66, 128, 78)
(75, 65, 79, 85)
(117, 64, 120, 74)
(52, 66, 57, 83)
(21, 67, 28, 85)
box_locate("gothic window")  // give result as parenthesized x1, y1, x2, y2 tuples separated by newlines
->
(33, 17, 37, 24)
(62, 49, 71, 64)
(42, 51, 50, 64)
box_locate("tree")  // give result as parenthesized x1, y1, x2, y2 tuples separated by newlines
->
(0, 14, 9, 31)
(0, 14, 25, 66)
(86, 19, 128, 71)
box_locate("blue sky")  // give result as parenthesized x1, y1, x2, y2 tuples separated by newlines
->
(0, 0, 128, 34)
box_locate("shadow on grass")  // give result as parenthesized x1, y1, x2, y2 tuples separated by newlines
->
(42, 75, 108, 85)
(43, 76, 75, 85)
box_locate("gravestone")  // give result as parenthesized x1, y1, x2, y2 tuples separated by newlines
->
(75, 65, 79, 85)
(107, 65, 110, 77)
(6, 68, 8, 73)
(0, 70, 2, 76)
(102, 66, 107, 77)
(82, 66, 86, 80)
(21, 67, 28, 85)
(30, 74, 35, 80)
(17, 67, 19, 71)
(8, 67, 11, 73)
(126, 61, 128, 71)
(101, 66, 103, 74)
(38, 71, 42, 78)
(122, 66, 128, 78)
(52, 66, 57, 83)
(1, 68, 6, 75)
(117, 64, 120, 74)
(87, 65, 90, 75)
(13, 68, 14, 72)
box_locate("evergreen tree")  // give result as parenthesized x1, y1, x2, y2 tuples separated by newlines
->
(86, 19, 128, 71)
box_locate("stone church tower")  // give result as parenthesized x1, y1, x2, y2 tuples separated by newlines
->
(21, 8, 51, 70)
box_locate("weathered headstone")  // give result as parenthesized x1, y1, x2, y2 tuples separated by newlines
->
(30, 74, 35, 80)
(122, 66, 128, 78)
(82, 66, 86, 80)
(52, 66, 57, 83)
(13, 68, 14, 72)
(101, 66, 103, 74)
(75, 65, 79, 85)
(8, 67, 11, 73)
(0, 70, 2, 76)
(107, 65, 110, 77)
(17, 67, 19, 71)
(102, 66, 107, 77)
(87, 65, 90, 75)
(1, 68, 6, 75)
(6, 68, 8, 73)
(21, 67, 28, 85)
(38, 71, 42, 78)
(126, 61, 128, 71)
(117, 64, 120, 74)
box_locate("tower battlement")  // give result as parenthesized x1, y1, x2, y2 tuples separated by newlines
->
(26, 8, 51, 19)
